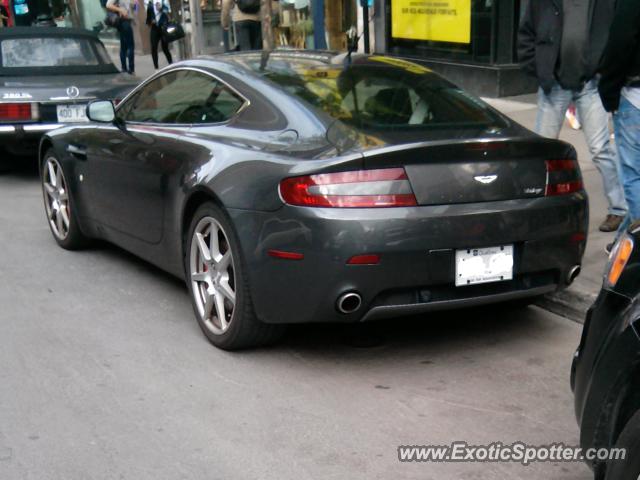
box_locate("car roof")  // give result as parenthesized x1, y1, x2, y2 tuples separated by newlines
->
(0, 27, 101, 40)
(204, 49, 372, 68)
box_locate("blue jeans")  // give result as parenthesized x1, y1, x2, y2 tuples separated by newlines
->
(535, 80, 627, 217)
(613, 96, 640, 233)
(119, 19, 135, 73)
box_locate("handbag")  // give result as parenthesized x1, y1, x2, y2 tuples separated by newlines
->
(104, 11, 121, 28)
(161, 21, 185, 43)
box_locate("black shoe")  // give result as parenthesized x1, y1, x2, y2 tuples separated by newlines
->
(599, 214, 624, 232)
(605, 242, 614, 254)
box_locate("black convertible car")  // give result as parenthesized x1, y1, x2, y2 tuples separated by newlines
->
(39, 51, 588, 349)
(572, 223, 640, 480)
(0, 27, 138, 160)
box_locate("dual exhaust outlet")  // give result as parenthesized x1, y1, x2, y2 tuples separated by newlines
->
(567, 265, 581, 285)
(336, 264, 581, 314)
(336, 292, 362, 314)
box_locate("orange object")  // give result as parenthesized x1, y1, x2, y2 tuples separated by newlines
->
(607, 237, 634, 287)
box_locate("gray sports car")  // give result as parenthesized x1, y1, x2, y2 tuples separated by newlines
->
(0, 27, 138, 159)
(39, 51, 589, 350)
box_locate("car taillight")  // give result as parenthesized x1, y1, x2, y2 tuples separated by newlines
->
(0, 103, 37, 122)
(545, 159, 583, 196)
(279, 168, 417, 208)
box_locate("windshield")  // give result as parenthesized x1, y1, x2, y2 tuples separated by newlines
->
(1, 37, 109, 68)
(238, 55, 506, 132)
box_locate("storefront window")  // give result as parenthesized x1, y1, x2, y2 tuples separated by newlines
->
(386, 0, 496, 64)
(276, 0, 314, 48)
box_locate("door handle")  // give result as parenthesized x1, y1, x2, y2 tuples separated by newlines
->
(67, 144, 87, 160)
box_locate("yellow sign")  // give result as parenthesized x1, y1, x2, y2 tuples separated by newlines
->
(391, 0, 471, 44)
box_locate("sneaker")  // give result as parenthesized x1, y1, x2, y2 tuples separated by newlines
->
(599, 214, 624, 232)
(605, 242, 614, 254)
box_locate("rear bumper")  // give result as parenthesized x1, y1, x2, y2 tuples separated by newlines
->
(228, 192, 588, 324)
(0, 123, 64, 134)
(0, 123, 63, 155)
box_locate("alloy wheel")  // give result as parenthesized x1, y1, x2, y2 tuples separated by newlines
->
(189, 216, 236, 335)
(43, 157, 71, 241)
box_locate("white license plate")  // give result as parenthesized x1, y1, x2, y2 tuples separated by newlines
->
(56, 104, 88, 123)
(455, 245, 514, 286)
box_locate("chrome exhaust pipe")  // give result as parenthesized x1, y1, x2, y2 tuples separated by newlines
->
(567, 265, 581, 285)
(336, 292, 362, 314)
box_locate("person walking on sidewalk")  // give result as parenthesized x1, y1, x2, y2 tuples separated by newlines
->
(146, 0, 172, 69)
(599, 0, 640, 238)
(518, 0, 628, 232)
(107, 0, 137, 75)
(221, 0, 262, 51)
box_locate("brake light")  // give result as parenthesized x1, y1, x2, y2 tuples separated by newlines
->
(279, 168, 417, 208)
(0, 103, 35, 122)
(545, 159, 583, 196)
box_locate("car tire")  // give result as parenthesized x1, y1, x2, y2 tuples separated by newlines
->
(185, 202, 284, 350)
(41, 149, 89, 250)
(603, 409, 640, 480)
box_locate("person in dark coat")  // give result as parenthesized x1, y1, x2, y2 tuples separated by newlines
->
(599, 0, 640, 239)
(146, 0, 172, 70)
(518, 0, 627, 233)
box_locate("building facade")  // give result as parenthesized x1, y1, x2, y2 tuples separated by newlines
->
(373, 0, 535, 97)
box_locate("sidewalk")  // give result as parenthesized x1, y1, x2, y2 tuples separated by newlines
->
(484, 95, 610, 323)
(105, 46, 605, 323)
(105, 44, 176, 80)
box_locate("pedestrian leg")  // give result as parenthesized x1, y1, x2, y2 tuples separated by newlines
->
(234, 21, 252, 51)
(160, 35, 172, 64)
(534, 83, 572, 138)
(576, 80, 628, 219)
(150, 25, 160, 69)
(119, 27, 127, 72)
(613, 97, 640, 233)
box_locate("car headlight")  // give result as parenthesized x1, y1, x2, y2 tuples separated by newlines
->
(605, 233, 634, 288)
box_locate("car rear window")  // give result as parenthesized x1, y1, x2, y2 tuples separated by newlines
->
(1, 37, 103, 67)
(237, 54, 506, 131)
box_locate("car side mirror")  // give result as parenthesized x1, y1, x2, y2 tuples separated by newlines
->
(87, 100, 116, 123)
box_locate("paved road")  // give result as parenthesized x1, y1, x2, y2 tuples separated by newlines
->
(0, 159, 591, 479)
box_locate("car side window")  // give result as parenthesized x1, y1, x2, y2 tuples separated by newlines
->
(120, 70, 245, 125)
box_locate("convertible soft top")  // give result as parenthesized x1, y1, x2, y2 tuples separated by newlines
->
(0, 27, 101, 39)
(0, 27, 119, 76)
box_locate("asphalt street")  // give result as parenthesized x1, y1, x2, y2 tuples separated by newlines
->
(0, 158, 592, 479)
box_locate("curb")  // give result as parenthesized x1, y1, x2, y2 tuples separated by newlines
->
(535, 288, 597, 324)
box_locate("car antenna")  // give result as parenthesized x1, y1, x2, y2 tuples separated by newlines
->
(260, 49, 272, 71)
(345, 26, 361, 66)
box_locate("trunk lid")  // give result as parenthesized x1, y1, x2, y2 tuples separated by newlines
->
(362, 138, 577, 205)
(0, 73, 138, 123)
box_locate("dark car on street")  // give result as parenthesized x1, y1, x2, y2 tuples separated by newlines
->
(572, 222, 640, 480)
(0, 27, 138, 161)
(39, 51, 588, 349)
